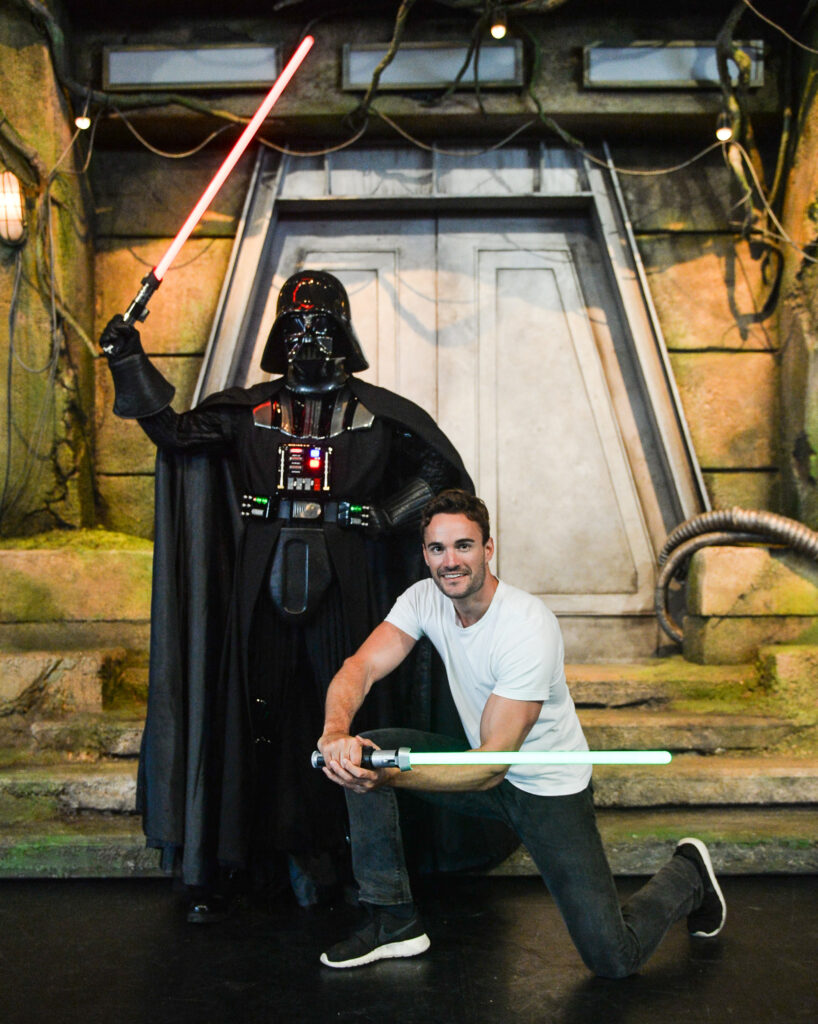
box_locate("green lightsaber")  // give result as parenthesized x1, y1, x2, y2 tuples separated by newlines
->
(311, 747, 672, 771)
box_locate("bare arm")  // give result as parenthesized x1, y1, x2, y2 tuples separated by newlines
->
(324, 691, 543, 795)
(317, 621, 416, 772)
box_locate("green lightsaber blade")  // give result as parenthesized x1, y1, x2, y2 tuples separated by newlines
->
(311, 748, 672, 770)
(407, 750, 672, 766)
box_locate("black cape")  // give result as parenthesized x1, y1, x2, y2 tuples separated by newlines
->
(136, 376, 517, 887)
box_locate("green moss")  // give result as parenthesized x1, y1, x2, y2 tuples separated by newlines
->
(0, 529, 152, 551)
(622, 656, 757, 687)
(0, 792, 60, 826)
(795, 621, 818, 644)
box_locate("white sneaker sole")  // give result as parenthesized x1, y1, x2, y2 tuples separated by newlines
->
(678, 836, 726, 937)
(320, 933, 430, 969)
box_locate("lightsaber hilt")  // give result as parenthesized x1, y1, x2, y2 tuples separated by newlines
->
(311, 747, 412, 771)
(123, 269, 160, 326)
(310, 747, 672, 770)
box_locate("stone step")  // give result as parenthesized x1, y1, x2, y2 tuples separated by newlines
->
(0, 815, 161, 878)
(592, 754, 818, 806)
(566, 657, 757, 708)
(2, 805, 815, 879)
(0, 546, 153, 626)
(578, 709, 798, 752)
(0, 649, 148, 716)
(0, 541, 152, 652)
(26, 715, 144, 757)
(3, 756, 817, 818)
(9, 707, 797, 760)
(0, 762, 138, 813)
(492, 806, 818, 876)
(2, 758, 816, 878)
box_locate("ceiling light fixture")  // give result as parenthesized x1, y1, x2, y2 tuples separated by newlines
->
(490, 9, 508, 40)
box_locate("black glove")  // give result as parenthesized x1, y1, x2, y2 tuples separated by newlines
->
(98, 314, 175, 419)
(100, 315, 143, 361)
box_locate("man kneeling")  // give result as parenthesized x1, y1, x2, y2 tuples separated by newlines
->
(316, 489, 725, 977)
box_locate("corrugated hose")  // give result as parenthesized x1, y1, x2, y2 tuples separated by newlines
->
(655, 507, 818, 644)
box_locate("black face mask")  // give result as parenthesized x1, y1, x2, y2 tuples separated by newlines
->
(283, 313, 349, 392)
(284, 313, 338, 363)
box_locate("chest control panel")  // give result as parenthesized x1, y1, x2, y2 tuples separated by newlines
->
(277, 443, 332, 493)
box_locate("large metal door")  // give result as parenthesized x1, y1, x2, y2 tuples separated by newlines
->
(233, 211, 655, 656)
(196, 145, 706, 658)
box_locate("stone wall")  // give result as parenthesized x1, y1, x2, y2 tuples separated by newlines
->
(92, 152, 249, 535)
(0, 2, 96, 535)
(621, 147, 781, 514)
(779, 15, 818, 530)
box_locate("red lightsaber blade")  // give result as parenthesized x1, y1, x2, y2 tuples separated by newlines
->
(122, 35, 315, 326)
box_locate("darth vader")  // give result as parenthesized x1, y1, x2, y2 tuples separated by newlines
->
(101, 271, 514, 917)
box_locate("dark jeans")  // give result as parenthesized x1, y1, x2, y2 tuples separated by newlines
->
(346, 728, 703, 979)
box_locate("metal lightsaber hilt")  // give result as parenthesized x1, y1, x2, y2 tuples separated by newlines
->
(312, 747, 413, 771)
(123, 270, 160, 326)
(311, 748, 673, 770)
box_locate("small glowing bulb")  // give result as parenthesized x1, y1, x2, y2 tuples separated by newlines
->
(490, 10, 507, 39)
(75, 115, 91, 130)
(715, 113, 733, 142)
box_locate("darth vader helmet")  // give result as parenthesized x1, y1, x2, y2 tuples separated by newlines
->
(260, 270, 369, 375)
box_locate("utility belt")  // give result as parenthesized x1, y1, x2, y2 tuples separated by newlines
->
(241, 494, 375, 528)
(241, 492, 376, 624)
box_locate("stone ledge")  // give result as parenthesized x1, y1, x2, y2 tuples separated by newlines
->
(0, 550, 152, 624)
(0, 652, 111, 714)
(0, 762, 138, 812)
(684, 615, 818, 664)
(579, 709, 797, 752)
(688, 547, 818, 617)
(756, 644, 818, 723)
(5, 755, 818, 815)
(491, 807, 818, 876)
(592, 755, 818, 806)
(0, 818, 162, 879)
(3, 807, 817, 879)
(0, 623, 151, 652)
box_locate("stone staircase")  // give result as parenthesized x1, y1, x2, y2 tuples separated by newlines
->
(497, 658, 818, 876)
(1, 542, 817, 878)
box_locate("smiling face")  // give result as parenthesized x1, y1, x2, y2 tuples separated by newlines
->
(422, 512, 495, 603)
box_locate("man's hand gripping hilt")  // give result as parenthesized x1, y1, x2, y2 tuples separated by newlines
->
(311, 747, 412, 771)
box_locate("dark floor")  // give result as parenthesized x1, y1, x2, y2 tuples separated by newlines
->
(1, 874, 816, 1024)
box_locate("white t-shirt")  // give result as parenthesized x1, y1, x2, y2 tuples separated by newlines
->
(385, 578, 591, 796)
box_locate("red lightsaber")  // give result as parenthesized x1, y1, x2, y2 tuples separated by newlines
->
(122, 34, 315, 326)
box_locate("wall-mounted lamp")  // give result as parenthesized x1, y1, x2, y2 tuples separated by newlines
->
(715, 112, 734, 142)
(0, 171, 26, 245)
(490, 10, 508, 40)
(75, 88, 92, 130)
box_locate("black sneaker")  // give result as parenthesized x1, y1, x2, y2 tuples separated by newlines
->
(320, 904, 430, 968)
(674, 837, 726, 937)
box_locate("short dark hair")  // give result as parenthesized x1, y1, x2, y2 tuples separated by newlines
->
(420, 489, 491, 544)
